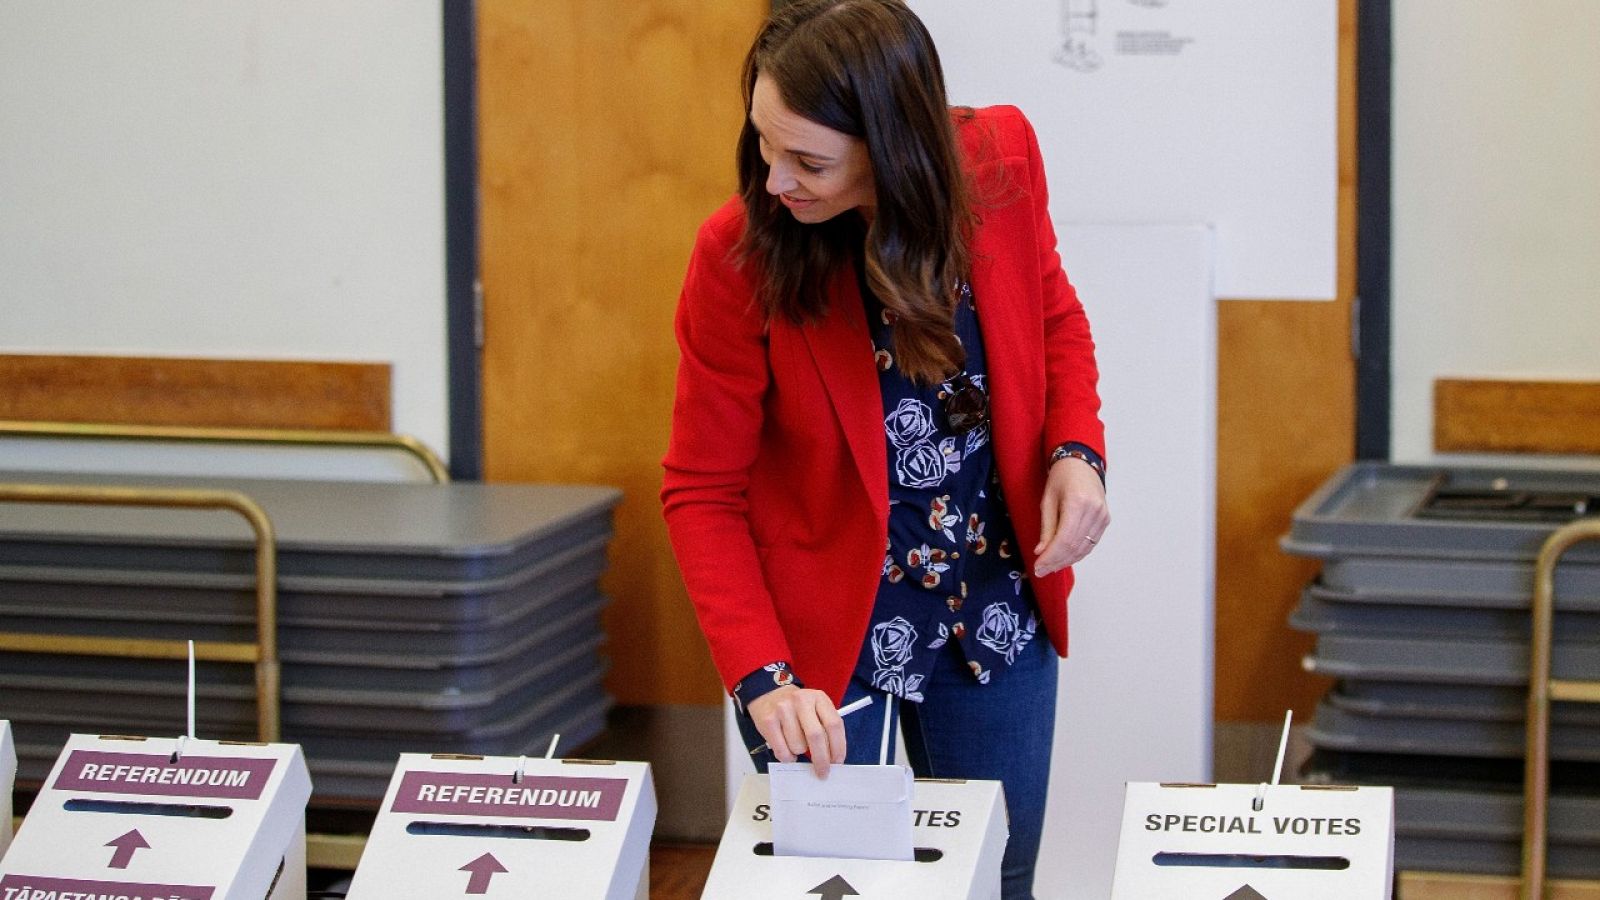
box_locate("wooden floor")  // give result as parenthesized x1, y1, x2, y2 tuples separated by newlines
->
(1398, 872, 1600, 899)
(650, 843, 718, 899)
(645, 849, 1600, 899)
(647, 852, 1600, 900)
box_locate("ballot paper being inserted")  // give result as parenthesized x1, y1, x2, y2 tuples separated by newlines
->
(769, 763, 915, 861)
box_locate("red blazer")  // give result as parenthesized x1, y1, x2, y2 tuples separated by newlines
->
(662, 105, 1104, 703)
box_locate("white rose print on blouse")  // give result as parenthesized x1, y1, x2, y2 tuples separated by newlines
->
(939, 437, 964, 476)
(897, 443, 949, 488)
(964, 419, 991, 456)
(886, 398, 935, 448)
(886, 399, 949, 488)
(870, 616, 925, 701)
(975, 602, 1038, 665)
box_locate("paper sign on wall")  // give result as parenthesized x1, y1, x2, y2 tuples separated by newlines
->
(346, 753, 656, 900)
(0, 733, 312, 900)
(1111, 782, 1394, 899)
(909, 0, 1338, 300)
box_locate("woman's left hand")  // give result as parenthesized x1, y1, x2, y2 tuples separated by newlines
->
(1033, 456, 1110, 577)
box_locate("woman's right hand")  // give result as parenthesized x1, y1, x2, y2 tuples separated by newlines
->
(747, 685, 847, 778)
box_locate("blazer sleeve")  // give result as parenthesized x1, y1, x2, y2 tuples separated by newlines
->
(1019, 112, 1107, 463)
(660, 214, 795, 693)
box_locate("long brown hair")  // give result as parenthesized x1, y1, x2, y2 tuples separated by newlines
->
(735, 0, 974, 385)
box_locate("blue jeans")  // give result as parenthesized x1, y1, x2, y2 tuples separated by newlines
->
(735, 633, 1059, 900)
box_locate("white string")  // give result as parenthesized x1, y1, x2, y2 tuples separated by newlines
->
(545, 733, 561, 760)
(1272, 709, 1293, 786)
(514, 755, 527, 784)
(187, 639, 197, 740)
(1253, 709, 1294, 811)
(172, 639, 197, 762)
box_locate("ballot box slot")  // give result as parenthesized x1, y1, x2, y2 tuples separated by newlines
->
(63, 798, 234, 819)
(1152, 851, 1351, 870)
(404, 820, 591, 842)
(1415, 484, 1597, 523)
(265, 856, 285, 896)
(751, 841, 944, 862)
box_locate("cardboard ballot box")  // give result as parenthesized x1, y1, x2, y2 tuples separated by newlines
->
(702, 773, 1008, 899)
(0, 732, 311, 900)
(1, 721, 13, 859)
(346, 753, 656, 900)
(1111, 781, 1394, 900)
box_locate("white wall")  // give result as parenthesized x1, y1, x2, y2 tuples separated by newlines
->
(0, 1, 449, 458)
(1045, 223, 1215, 899)
(1391, 1, 1600, 467)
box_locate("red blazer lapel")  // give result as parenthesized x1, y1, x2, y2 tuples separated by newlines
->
(796, 263, 888, 513)
(970, 193, 1044, 483)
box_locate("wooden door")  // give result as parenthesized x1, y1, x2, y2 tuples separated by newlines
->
(478, 0, 765, 706)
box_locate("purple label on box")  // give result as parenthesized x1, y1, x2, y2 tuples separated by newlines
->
(391, 770, 628, 821)
(51, 751, 276, 801)
(0, 873, 215, 899)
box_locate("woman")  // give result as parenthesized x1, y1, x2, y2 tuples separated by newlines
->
(661, 1, 1108, 895)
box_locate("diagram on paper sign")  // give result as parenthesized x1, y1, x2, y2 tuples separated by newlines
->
(1055, 0, 1195, 73)
(1055, 0, 1102, 71)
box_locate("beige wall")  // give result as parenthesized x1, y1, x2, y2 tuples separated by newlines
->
(1391, 0, 1600, 466)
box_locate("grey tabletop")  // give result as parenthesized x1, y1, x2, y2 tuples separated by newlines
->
(0, 470, 620, 556)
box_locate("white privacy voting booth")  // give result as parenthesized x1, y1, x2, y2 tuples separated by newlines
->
(1111, 782, 1394, 899)
(347, 753, 656, 899)
(0, 721, 13, 859)
(703, 773, 1008, 899)
(0, 733, 311, 900)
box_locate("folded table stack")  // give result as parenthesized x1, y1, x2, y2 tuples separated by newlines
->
(0, 470, 621, 806)
(1282, 462, 1600, 878)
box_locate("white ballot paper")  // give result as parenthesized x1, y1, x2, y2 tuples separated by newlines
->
(769, 763, 915, 861)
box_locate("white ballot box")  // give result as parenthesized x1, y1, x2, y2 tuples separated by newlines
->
(703, 773, 1008, 899)
(346, 753, 656, 900)
(1111, 782, 1395, 900)
(0, 721, 13, 860)
(0, 733, 311, 900)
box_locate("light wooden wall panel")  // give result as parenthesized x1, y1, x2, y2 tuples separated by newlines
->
(1435, 378, 1600, 455)
(1213, 0, 1356, 722)
(0, 354, 390, 431)
(478, 1, 764, 705)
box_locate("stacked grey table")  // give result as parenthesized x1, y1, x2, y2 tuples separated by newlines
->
(0, 470, 620, 806)
(1282, 462, 1600, 878)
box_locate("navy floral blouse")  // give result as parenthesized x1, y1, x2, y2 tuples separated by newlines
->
(732, 283, 1085, 712)
(850, 282, 1039, 701)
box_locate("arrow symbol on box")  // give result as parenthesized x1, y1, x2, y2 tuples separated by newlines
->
(460, 852, 508, 894)
(106, 829, 150, 869)
(1224, 887, 1269, 900)
(808, 875, 859, 900)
